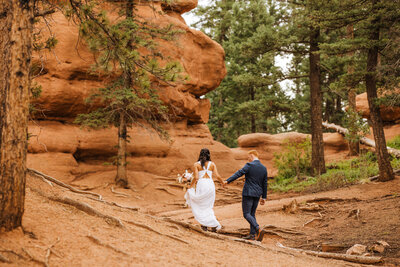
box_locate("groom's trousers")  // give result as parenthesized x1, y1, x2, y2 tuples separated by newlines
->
(242, 196, 260, 235)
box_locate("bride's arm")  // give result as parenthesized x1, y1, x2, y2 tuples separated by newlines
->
(190, 163, 199, 188)
(212, 163, 224, 185)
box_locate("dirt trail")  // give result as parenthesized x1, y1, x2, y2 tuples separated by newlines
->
(1, 173, 398, 266)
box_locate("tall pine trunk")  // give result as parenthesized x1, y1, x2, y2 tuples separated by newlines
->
(347, 24, 359, 156)
(365, 2, 393, 182)
(114, 0, 134, 188)
(116, 112, 128, 188)
(309, 27, 326, 176)
(0, 0, 33, 231)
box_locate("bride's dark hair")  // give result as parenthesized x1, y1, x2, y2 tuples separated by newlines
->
(198, 148, 211, 167)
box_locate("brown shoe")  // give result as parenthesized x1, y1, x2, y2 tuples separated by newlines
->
(255, 228, 265, 242)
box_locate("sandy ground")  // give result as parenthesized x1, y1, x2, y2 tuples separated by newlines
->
(1, 172, 399, 266)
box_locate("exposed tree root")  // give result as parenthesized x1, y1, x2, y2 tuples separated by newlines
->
(45, 238, 60, 267)
(87, 196, 139, 211)
(155, 187, 176, 196)
(28, 168, 103, 199)
(305, 197, 360, 203)
(162, 218, 265, 249)
(276, 242, 382, 264)
(124, 220, 189, 245)
(0, 253, 11, 263)
(47, 196, 124, 228)
(110, 186, 129, 198)
(262, 225, 305, 235)
(29, 173, 139, 212)
(22, 248, 48, 267)
(233, 238, 266, 248)
(87, 234, 130, 256)
(0, 249, 26, 260)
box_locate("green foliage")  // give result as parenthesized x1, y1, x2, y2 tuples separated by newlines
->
(343, 109, 370, 144)
(193, 0, 291, 147)
(273, 138, 312, 180)
(270, 151, 399, 193)
(387, 135, 400, 150)
(29, 82, 42, 115)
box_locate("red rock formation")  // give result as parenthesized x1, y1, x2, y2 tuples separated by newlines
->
(356, 92, 400, 122)
(233, 132, 349, 177)
(32, 1, 225, 124)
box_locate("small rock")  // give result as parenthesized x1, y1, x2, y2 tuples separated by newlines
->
(346, 244, 367, 255)
(377, 240, 390, 247)
(371, 244, 385, 253)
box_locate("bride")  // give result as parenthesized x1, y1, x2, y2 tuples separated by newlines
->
(185, 148, 224, 231)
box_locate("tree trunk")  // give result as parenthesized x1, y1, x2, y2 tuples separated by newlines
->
(365, 2, 393, 182)
(250, 87, 256, 133)
(116, 112, 128, 188)
(347, 24, 360, 156)
(0, 0, 33, 231)
(115, 0, 134, 188)
(309, 27, 326, 176)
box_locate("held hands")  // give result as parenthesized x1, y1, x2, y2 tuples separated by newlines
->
(260, 198, 266, 205)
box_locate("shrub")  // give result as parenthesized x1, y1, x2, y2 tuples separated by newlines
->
(273, 138, 312, 180)
(387, 135, 400, 150)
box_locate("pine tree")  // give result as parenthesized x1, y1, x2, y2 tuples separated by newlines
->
(69, 0, 182, 187)
(313, 0, 398, 181)
(194, 0, 291, 147)
(0, 0, 34, 231)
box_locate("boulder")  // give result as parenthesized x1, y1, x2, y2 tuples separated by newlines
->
(356, 92, 400, 122)
(234, 132, 349, 177)
(28, 120, 240, 177)
(162, 0, 198, 14)
(346, 244, 367, 255)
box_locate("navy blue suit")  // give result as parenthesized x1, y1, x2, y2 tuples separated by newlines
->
(227, 160, 268, 235)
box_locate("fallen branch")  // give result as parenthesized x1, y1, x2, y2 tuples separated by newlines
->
(47, 195, 124, 228)
(87, 234, 130, 256)
(28, 168, 103, 200)
(369, 169, 400, 181)
(276, 242, 382, 264)
(124, 220, 189, 245)
(322, 122, 400, 158)
(22, 248, 48, 267)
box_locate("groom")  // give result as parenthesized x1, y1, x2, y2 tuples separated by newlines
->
(224, 150, 267, 241)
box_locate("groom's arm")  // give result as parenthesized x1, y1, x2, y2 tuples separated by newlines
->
(226, 163, 250, 184)
(262, 171, 268, 199)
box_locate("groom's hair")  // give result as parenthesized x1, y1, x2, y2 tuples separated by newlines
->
(248, 150, 259, 157)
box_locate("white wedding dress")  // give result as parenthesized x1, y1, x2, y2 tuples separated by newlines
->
(185, 161, 221, 230)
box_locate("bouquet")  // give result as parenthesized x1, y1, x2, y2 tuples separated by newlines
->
(176, 169, 194, 191)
